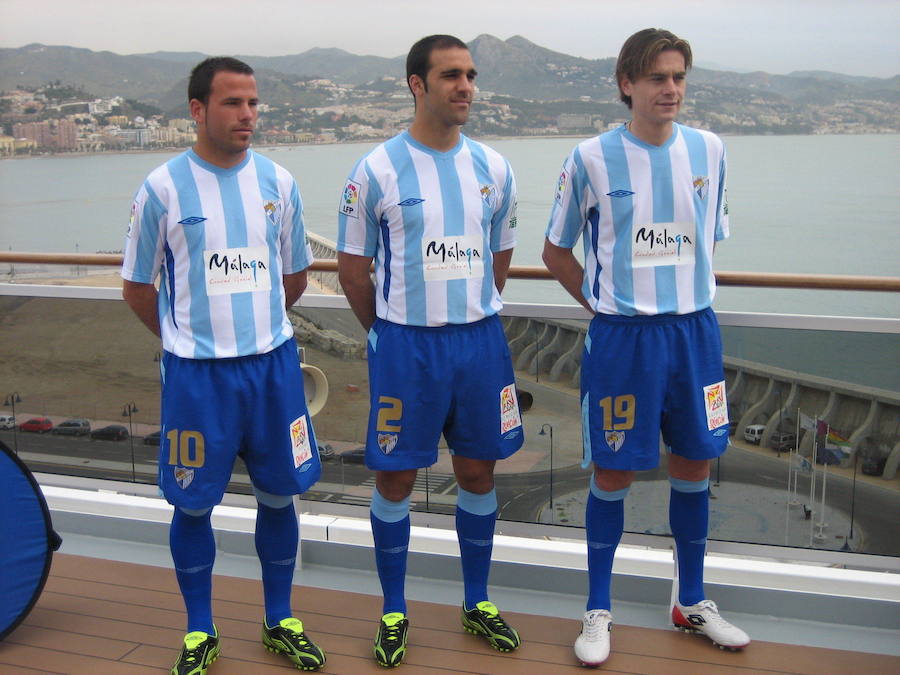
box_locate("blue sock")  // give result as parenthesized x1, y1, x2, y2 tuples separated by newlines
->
(170, 507, 215, 634)
(669, 477, 710, 606)
(255, 502, 298, 626)
(456, 487, 498, 610)
(585, 481, 628, 611)
(370, 489, 410, 615)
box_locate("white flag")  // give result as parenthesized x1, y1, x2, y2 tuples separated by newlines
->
(798, 411, 816, 432)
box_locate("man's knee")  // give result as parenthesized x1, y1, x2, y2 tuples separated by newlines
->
(375, 469, 417, 501)
(452, 456, 495, 493)
(592, 466, 634, 492)
(668, 455, 710, 481)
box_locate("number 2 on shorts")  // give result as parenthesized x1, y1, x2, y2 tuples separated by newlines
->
(376, 396, 403, 432)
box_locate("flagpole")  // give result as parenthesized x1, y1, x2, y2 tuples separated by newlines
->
(809, 417, 818, 546)
(843, 450, 859, 551)
(790, 408, 801, 506)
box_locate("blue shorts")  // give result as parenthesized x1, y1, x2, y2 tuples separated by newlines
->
(581, 308, 729, 471)
(159, 338, 321, 509)
(365, 315, 525, 471)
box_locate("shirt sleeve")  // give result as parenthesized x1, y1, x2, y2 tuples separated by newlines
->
(121, 181, 166, 284)
(715, 146, 730, 242)
(490, 158, 517, 253)
(545, 148, 590, 249)
(280, 178, 314, 274)
(337, 158, 382, 258)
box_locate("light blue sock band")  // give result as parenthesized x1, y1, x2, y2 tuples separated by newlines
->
(371, 489, 411, 523)
(590, 480, 630, 502)
(457, 487, 497, 515)
(254, 486, 294, 509)
(669, 476, 710, 493)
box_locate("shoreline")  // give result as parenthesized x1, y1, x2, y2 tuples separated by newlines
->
(3, 130, 898, 161)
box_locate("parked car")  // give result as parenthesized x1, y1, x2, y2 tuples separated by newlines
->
(90, 424, 129, 441)
(743, 424, 765, 444)
(318, 443, 335, 461)
(52, 418, 91, 436)
(143, 430, 161, 446)
(0, 415, 15, 430)
(770, 431, 797, 452)
(861, 454, 887, 476)
(19, 417, 53, 433)
(339, 446, 366, 464)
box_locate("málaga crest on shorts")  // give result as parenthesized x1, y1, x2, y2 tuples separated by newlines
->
(378, 432, 398, 454)
(605, 430, 625, 452)
(174, 466, 194, 489)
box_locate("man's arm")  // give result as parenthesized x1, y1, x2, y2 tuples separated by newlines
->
(283, 270, 308, 309)
(542, 239, 593, 313)
(337, 251, 376, 331)
(492, 248, 514, 294)
(122, 280, 161, 337)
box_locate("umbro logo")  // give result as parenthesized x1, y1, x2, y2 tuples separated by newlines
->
(178, 216, 207, 225)
(606, 190, 635, 198)
(398, 197, 425, 206)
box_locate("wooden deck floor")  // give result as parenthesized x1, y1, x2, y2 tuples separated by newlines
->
(1, 553, 897, 674)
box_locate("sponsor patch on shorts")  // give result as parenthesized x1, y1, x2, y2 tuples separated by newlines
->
(499, 384, 522, 434)
(290, 415, 313, 468)
(703, 380, 728, 431)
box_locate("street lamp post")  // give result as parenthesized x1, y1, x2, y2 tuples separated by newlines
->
(539, 423, 554, 523)
(122, 401, 139, 481)
(4, 391, 22, 454)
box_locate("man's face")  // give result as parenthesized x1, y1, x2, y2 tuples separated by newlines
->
(621, 49, 686, 129)
(191, 70, 258, 160)
(412, 47, 476, 128)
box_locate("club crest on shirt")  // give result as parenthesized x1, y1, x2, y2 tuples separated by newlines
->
(693, 175, 709, 200)
(378, 432, 398, 454)
(555, 169, 568, 202)
(174, 466, 194, 489)
(340, 179, 360, 219)
(605, 431, 625, 452)
(263, 199, 283, 226)
(479, 183, 497, 207)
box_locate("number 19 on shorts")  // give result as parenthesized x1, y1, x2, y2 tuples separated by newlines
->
(599, 395, 635, 430)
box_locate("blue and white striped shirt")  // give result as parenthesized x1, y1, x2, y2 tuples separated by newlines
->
(546, 123, 729, 316)
(121, 149, 313, 359)
(337, 131, 517, 326)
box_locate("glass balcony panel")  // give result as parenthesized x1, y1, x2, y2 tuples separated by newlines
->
(1, 290, 897, 560)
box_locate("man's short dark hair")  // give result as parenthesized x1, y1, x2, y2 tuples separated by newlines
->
(188, 57, 254, 104)
(406, 34, 468, 95)
(616, 29, 692, 108)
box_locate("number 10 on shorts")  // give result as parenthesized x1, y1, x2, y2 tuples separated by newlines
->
(166, 429, 206, 467)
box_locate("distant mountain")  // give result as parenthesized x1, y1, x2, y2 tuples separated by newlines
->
(0, 44, 183, 101)
(1, 38, 897, 108)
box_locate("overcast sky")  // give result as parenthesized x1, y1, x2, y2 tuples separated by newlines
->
(2, 0, 898, 78)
